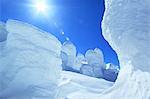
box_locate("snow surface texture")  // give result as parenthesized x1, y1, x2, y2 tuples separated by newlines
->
(57, 71, 114, 99)
(66, 0, 150, 98)
(0, 20, 62, 99)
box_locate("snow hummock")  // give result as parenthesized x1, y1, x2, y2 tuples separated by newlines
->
(0, 20, 62, 98)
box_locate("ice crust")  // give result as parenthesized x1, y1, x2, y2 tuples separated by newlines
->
(0, 20, 62, 99)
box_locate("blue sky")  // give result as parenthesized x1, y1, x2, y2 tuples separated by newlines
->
(0, 0, 119, 65)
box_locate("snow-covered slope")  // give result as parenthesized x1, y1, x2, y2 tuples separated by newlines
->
(0, 20, 62, 99)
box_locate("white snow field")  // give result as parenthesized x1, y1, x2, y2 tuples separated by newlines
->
(66, 0, 150, 99)
(0, 20, 62, 99)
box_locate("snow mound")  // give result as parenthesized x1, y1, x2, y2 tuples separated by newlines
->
(0, 20, 62, 99)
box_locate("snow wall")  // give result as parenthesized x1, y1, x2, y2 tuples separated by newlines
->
(102, 0, 150, 72)
(0, 20, 62, 99)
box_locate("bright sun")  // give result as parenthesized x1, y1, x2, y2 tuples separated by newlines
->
(34, 1, 48, 13)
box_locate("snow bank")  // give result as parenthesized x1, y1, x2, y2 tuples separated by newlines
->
(0, 20, 62, 99)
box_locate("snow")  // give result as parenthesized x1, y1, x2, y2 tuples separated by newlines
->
(0, 20, 62, 98)
(102, 0, 150, 73)
(61, 41, 119, 81)
(0, 22, 8, 42)
(82, 48, 104, 78)
(0, 20, 115, 99)
(66, 64, 150, 99)
(61, 41, 107, 78)
(103, 63, 119, 82)
(65, 0, 150, 98)
(0, 0, 149, 98)
(74, 53, 85, 71)
(85, 48, 104, 67)
(57, 71, 113, 99)
(0, 22, 7, 56)
(61, 41, 76, 71)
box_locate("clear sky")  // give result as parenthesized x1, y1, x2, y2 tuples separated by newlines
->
(0, 0, 119, 65)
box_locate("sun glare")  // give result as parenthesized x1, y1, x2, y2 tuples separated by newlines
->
(34, 0, 48, 13)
